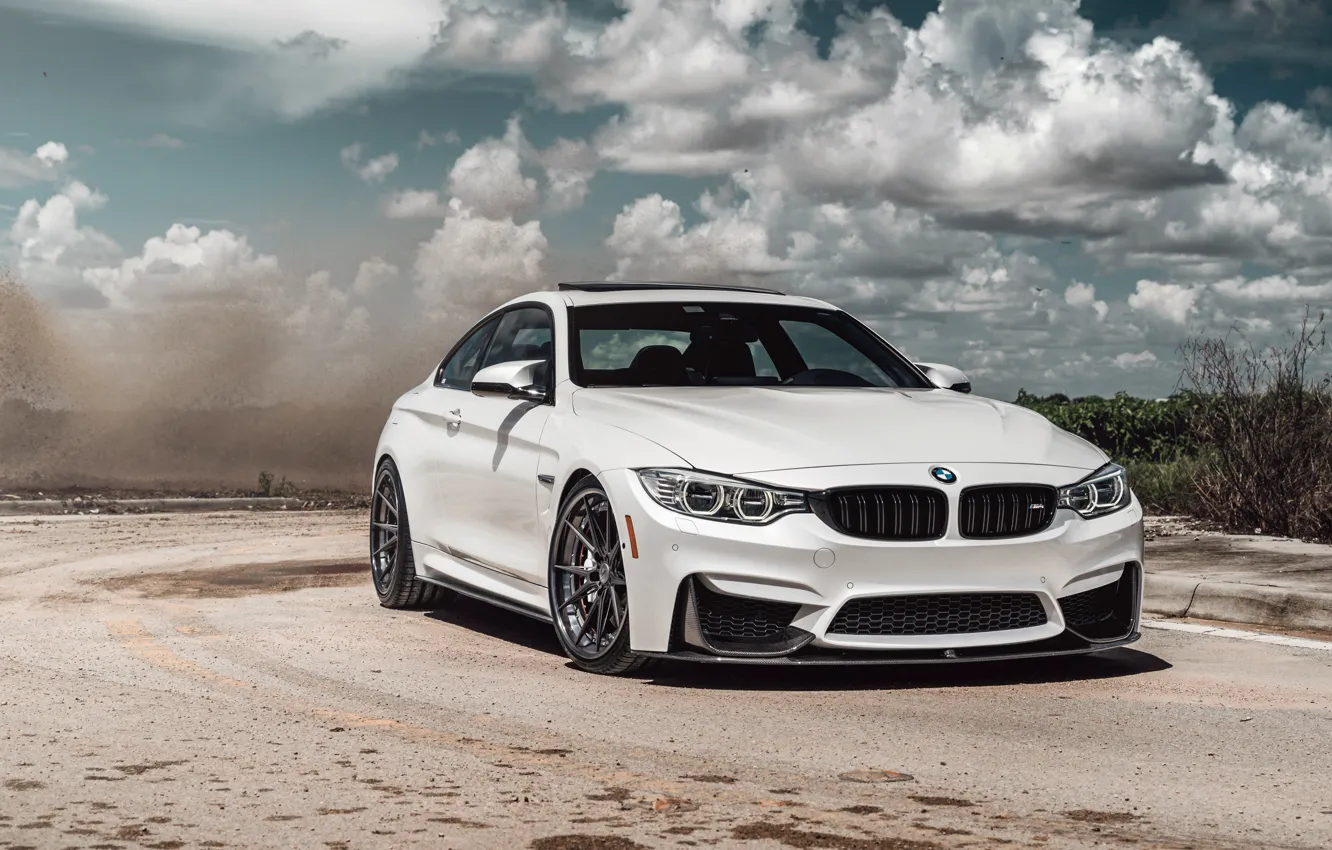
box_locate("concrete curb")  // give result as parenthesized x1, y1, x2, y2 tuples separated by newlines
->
(1143, 573, 1332, 633)
(0, 497, 309, 516)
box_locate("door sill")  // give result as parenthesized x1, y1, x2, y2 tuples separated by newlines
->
(414, 542, 551, 622)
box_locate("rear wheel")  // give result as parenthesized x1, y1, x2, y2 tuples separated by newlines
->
(548, 477, 651, 675)
(371, 459, 453, 609)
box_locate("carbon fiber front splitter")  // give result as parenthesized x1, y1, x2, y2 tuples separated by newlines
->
(636, 630, 1141, 665)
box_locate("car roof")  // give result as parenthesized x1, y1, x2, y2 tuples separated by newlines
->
(496, 282, 836, 312)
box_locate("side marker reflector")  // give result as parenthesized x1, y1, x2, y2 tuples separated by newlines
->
(624, 515, 639, 559)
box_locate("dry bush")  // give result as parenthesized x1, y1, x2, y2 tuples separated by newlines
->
(1179, 307, 1332, 542)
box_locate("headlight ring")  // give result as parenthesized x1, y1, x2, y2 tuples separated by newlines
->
(636, 468, 808, 525)
(1056, 463, 1132, 519)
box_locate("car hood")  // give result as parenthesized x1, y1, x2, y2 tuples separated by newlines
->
(570, 386, 1107, 475)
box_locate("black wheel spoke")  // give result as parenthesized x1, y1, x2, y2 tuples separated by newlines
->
(373, 534, 396, 558)
(582, 493, 608, 555)
(574, 592, 604, 646)
(561, 581, 598, 610)
(554, 561, 597, 576)
(562, 518, 599, 557)
(595, 586, 612, 643)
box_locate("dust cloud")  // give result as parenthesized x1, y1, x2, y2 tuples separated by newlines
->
(0, 271, 480, 493)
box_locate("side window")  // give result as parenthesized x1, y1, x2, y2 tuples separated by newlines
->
(437, 316, 500, 389)
(481, 307, 553, 368)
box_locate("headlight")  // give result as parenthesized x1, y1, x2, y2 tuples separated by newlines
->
(635, 468, 808, 525)
(1057, 463, 1132, 519)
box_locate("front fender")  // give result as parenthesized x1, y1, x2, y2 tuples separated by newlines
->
(535, 413, 689, 558)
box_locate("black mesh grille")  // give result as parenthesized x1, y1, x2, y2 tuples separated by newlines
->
(828, 593, 1048, 636)
(694, 583, 800, 641)
(1058, 581, 1119, 627)
(959, 485, 1057, 539)
(820, 487, 947, 540)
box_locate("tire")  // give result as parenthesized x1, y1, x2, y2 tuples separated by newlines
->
(548, 476, 653, 675)
(370, 458, 454, 610)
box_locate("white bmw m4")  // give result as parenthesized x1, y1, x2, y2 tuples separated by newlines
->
(371, 282, 1144, 674)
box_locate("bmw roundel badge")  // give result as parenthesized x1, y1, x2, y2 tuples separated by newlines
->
(930, 466, 958, 484)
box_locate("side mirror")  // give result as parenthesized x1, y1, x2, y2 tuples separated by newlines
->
(915, 362, 972, 394)
(471, 359, 548, 401)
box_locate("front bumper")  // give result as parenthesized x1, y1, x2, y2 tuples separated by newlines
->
(602, 463, 1145, 661)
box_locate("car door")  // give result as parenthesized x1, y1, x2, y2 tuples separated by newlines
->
(402, 314, 500, 552)
(435, 305, 555, 585)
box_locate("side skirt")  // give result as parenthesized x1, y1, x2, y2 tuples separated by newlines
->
(418, 574, 553, 624)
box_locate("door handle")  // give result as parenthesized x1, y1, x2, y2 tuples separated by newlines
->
(443, 408, 462, 426)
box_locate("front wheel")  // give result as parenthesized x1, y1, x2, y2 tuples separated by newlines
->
(548, 477, 651, 675)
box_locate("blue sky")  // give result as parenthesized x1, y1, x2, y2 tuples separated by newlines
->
(2, 0, 1331, 399)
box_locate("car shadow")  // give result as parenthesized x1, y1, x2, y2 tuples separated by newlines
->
(421, 596, 1172, 689)
(423, 594, 566, 658)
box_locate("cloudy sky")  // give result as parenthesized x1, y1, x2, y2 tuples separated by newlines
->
(2, 0, 1331, 400)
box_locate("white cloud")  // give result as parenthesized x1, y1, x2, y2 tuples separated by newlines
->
(413, 200, 548, 319)
(1211, 273, 1332, 303)
(447, 133, 538, 219)
(429, 0, 571, 72)
(417, 129, 461, 150)
(1113, 351, 1159, 369)
(82, 223, 280, 308)
(403, 118, 555, 320)
(605, 192, 790, 281)
(381, 189, 447, 219)
(603, 168, 994, 310)
(7, 181, 121, 292)
(352, 256, 400, 296)
(1128, 280, 1202, 325)
(340, 143, 363, 169)
(341, 143, 399, 183)
(357, 152, 399, 183)
(1090, 101, 1332, 275)
(537, 138, 598, 213)
(1064, 281, 1110, 321)
(0, 141, 70, 189)
(284, 269, 371, 342)
(23, 0, 447, 121)
(34, 142, 69, 166)
(479, 0, 1226, 239)
(904, 249, 1052, 315)
(139, 133, 186, 149)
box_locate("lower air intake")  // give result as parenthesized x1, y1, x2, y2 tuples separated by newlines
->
(693, 582, 800, 642)
(1058, 566, 1140, 642)
(828, 592, 1048, 636)
(1058, 581, 1119, 628)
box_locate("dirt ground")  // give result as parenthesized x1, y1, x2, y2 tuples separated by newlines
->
(1, 510, 1330, 850)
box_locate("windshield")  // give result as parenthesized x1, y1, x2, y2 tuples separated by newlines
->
(569, 302, 933, 389)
